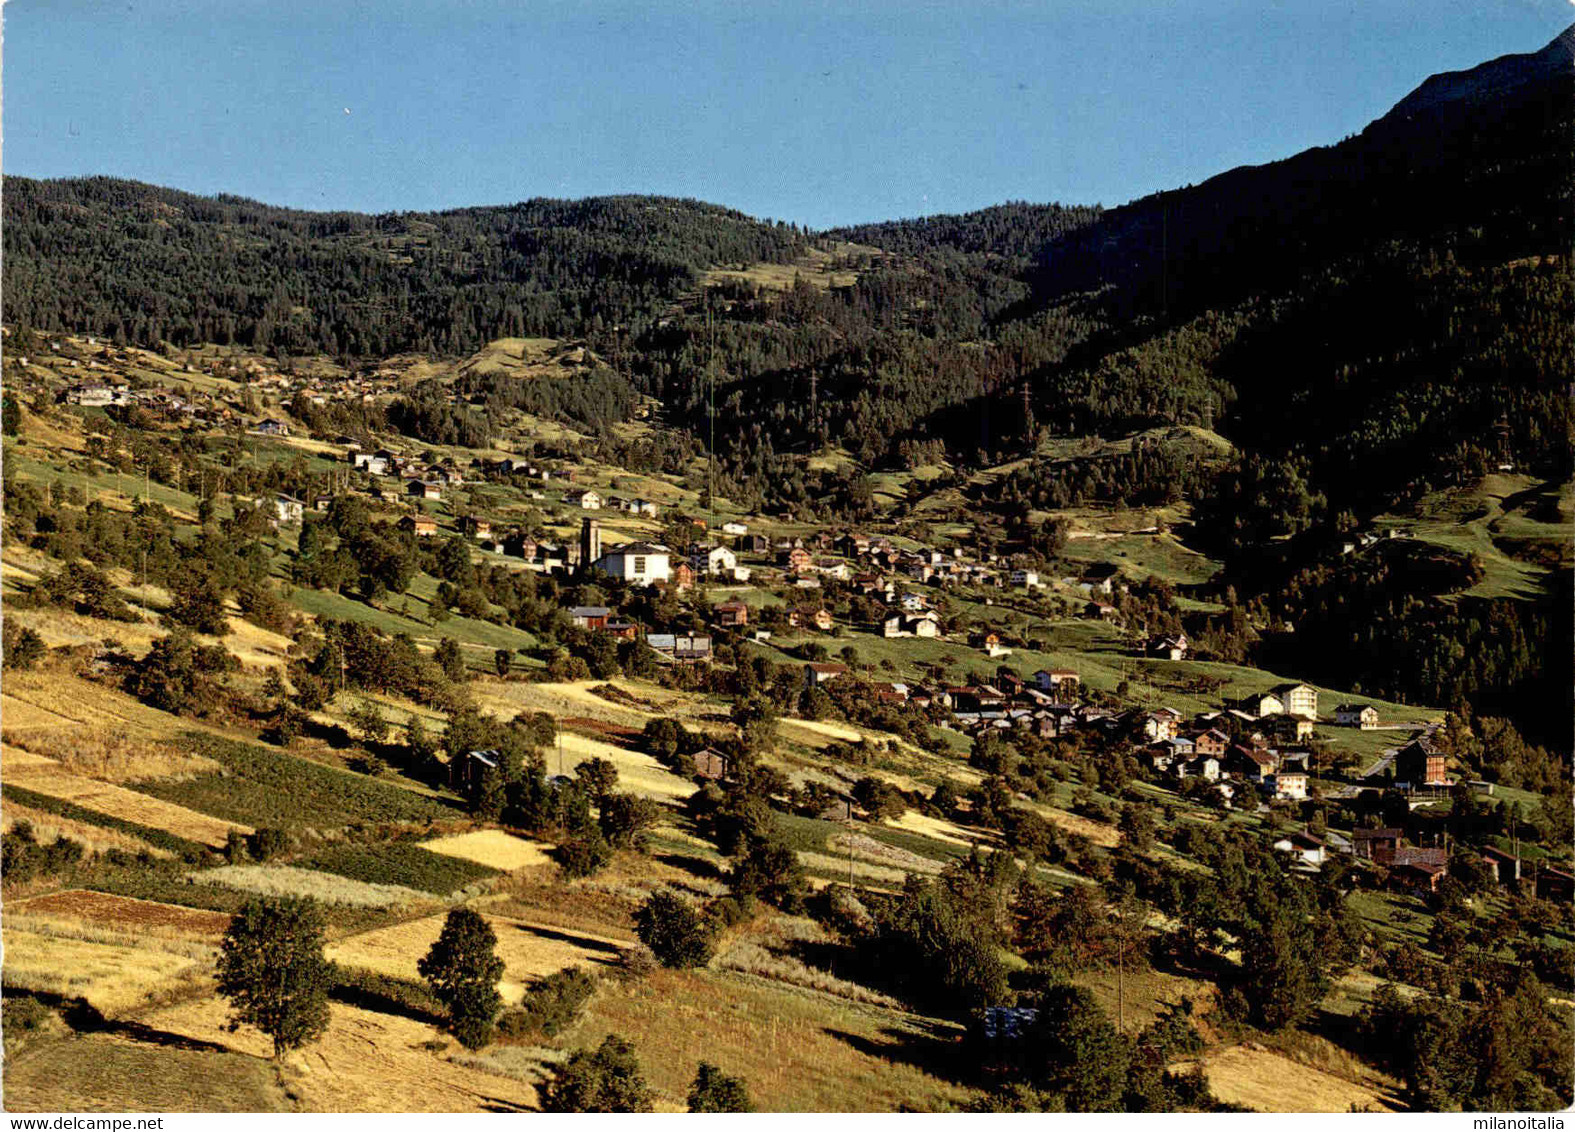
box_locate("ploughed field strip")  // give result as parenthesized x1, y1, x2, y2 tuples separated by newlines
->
(7, 889, 233, 936)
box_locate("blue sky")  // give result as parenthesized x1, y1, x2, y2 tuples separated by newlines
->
(5, 0, 1568, 228)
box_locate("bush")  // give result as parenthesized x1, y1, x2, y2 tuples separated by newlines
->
(497, 967, 597, 1039)
(688, 1062, 755, 1112)
(540, 1034, 653, 1113)
(634, 889, 717, 968)
(557, 831, 614, 878)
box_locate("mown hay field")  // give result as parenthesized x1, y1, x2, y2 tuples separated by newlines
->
(422, 829, 555, 871)
(138, 997, 536, 1112)
(1199, 1045, 1396, 1112)
(1, 927, 212, 1016)
(325, 912, 624, 1004)
(2, 1032, 290, 1113)
(1, 746, 249, 847)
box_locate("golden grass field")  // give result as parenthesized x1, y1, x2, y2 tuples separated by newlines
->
(557, 965, 973, 1112)
(3, 1032, 292, 1113)
(1200, 1045, 1396, 1112)
(889, 811, 979, 848)
(2, 799, 172, 857)
(1, 927, 213, 1016)
(325, 912, 625, 1004)
(139, 997, 536, 1112)
(2, 745, 248, 847)
(421, 829, 555, 871)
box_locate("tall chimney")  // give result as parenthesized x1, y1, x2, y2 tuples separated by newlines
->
(580, 516, 601, 575)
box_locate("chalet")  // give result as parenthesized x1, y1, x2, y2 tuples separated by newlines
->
(451, 749, 499, 792)
(1378, 845, 1449, 871)
(352, 452, 391, 476)
(1271, 683, 1319, 720)
(1238, 691, 1285, 719)
(881, 613, 907, 639)
(813, 557, 851, 581)
(834, 533, 870, 557)
(898, 593, 929, 613)
(1352, 827, 1404, 861)
(1536, 866, 1574, 903)
(502, 533, 539, 562)
(1391, 860, 1448, 897)
(803, 662, 849, 689)
(1148, 634, 1189, 661)
(1226, 744, 1276, 781)
(1157, 736, 1195, 761)
(885, 611, 940, 638)
(254, 418, 290, 436)
(1273, 831, 1327, 869)
(692, 545, 737, 575)
(591, 542, 671, 586)
(1335, 703, 1380, 729)
(1184, 756, 1221, 781)
(1268, 714, 1317, 742)
(630, 498, 659, 517)
(692, 748, 730, 781)
(1263, 771, 1309, 801)
(1477, 846, 1521, 887)
(458, 515, 493, 540)
(272, 493, 305, 525)
(1084, 601, 1118, 621)
(736, 534, 772, 555)
(670, 561, 696, 591)
(398, 515, 438, 537)
(1077, 562, 1122, 595)
(1193, 729, 1229, 758)
(1394, 738, 1448, 788)
(407, 480, 441, 500)
(789, 606, 834, 632)
(1010, 569, 1040, 588)
(779, 547, 813, 571)
(714, 599, 750, 628)
(570, 606, 612, 630)
(599, 620, 639, 641)
(565, 489, 602, 510)
(970, 630, 1001, 651)
(312, 494, 335, 512)
(721, 521, 748, 536)
(673, 635, 713, 663)
(1033, 668, 1080, 693)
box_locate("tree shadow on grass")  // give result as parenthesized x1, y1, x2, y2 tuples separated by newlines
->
(651, 851, 726, 882)
(822, 1018, 978, 1089)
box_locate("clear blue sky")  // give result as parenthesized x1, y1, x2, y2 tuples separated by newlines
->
(5, 0, 1568, 228)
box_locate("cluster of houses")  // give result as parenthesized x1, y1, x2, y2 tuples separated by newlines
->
(1273, 822, 1571, 900)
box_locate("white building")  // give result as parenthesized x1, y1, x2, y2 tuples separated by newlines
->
(692, 545, 737, 575)
(721, 521, 748, 536)
(1335, 704, 1380, 729)
(591, 542, 671, 585)
(1011, 569, 1041, 588)
(566, 489, 603, 510)
(273, 494, 305, 525)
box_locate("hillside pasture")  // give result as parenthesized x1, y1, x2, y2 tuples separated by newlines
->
(325, 911, 625, 1004)
(1199, 1044, 1397, 1113)
(1, 927, 212, 1016)
(2, 1031, 290, 1113)
(138, 997, 536, 1112)
(554, 965, 973, 1111)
